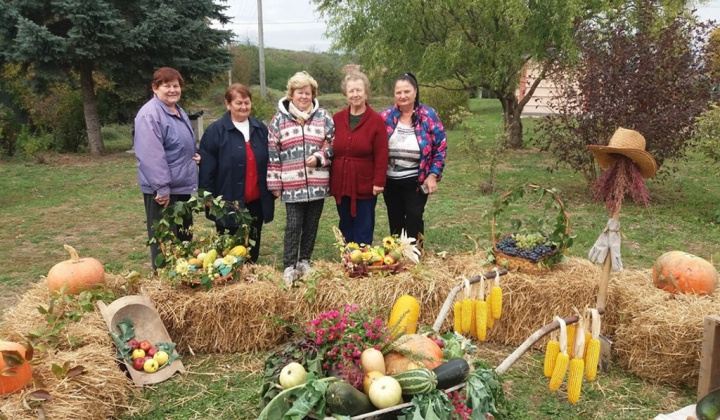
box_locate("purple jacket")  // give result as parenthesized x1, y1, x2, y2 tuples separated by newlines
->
(134, 96, 197, 196)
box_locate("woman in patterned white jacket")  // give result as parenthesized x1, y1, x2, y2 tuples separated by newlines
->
(267, 71, 335, 285)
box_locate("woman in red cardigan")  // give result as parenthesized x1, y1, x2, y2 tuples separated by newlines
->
(331, 71, 389, 245)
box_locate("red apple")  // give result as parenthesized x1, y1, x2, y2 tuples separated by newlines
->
(139, 340, 152, 352)
(146, 347, 158, 358)
(127, 339, 139, 350)
(433, 338, 444, 348)
(132, 357, 145, 371)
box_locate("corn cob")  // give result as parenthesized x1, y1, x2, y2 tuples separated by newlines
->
(475, 278, 487, 341)
(567, 357, 585, 404)
(585, 308, 601, 381)
(543, 334, 560, 378)
(566, 318, 586, 404)
(485, 294, 494, 329)
(549, 317, 568, 392)
(566, 324, 577, 358)
(469, 300, 478, 338)
(453, 302, 462, 334)
(460, 279, 472, 334)
(490, 269, 503, 319)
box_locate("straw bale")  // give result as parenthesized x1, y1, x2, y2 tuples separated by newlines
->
(143, 265, 291, 353)
(0, 278, 136, 419)
(612, 273, 720, 387)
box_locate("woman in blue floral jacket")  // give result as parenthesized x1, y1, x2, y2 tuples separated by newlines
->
(380, 73, 447, 249)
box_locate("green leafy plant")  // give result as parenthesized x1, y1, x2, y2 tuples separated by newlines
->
(27, 286, 116, 352)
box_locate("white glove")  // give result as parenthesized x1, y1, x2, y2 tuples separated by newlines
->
(588, 218, 623, 271)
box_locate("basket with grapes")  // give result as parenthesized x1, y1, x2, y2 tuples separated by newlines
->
(491, 184, 573, 274)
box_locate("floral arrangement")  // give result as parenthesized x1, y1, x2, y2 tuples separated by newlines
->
(151, 190, 253, 289)
(335, 228, 421, 277)
(306, 304, 392, 386)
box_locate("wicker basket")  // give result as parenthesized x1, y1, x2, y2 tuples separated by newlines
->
(491, 185, 570, 274)
(183, 265, 242, 288)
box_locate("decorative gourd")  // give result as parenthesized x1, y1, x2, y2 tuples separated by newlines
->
(362, 371, 384, 394)
(384, 334, 444, 374)
(47, 245, 105, 294)
(368, 376, 403, 409)
(387, 295, 420, 338)
(278, 362, 307, 389)
(326, 381, 375, 416)
(652, 251, 718, 296)
(391, 367, 438, 395)
(360, 348, 385, 374)
(433, 358, 470, 390)
(0, 341, 33, 395)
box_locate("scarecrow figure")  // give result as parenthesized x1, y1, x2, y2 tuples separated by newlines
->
(587, 127, 657, 307)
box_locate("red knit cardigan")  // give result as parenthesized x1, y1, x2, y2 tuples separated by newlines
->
(330, 104, 389, 216)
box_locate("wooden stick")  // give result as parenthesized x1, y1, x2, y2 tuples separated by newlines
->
(432, 269, 508, 332)
(596, 209, 620, 310)
(495, 308, 605, 375)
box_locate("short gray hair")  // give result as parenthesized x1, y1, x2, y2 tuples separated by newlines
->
(285, 71, 318, 100)
(341, 71, 371, 95)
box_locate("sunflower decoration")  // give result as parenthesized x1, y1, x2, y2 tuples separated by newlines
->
(382, 236, 397, 250)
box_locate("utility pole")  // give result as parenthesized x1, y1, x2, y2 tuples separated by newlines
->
(228, 43, 232, 86)
(257, 0, 267, 97)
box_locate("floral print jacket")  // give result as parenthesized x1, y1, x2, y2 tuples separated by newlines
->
(380, 103, 447, 184)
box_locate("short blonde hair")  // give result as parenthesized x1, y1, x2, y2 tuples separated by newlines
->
(285, 71, 318, 100)
(341, 71, 371, 96)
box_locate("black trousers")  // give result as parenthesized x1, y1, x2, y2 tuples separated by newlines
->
(215, 199, 264, 263)
(143, 193, 192, 271)
(383, 177, 428, 241)
(283, 200, 325, 268)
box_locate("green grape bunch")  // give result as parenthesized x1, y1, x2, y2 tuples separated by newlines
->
(512, 232, 547, 250)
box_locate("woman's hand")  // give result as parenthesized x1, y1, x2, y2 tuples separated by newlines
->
(423, 174, 438, 194)
(155, 193, 170, 207)
(373, 185, 384, 196)
(192, 153, 201, 164)
(272, 190, 281, 198)
(305, 155, 318, 167)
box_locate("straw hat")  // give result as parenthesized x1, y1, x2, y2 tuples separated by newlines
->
(587, 127, 658, 178)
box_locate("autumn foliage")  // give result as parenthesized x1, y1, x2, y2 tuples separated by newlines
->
(535, 1, 713, 182)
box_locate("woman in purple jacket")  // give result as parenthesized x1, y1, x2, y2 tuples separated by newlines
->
(134, 67, 200, 271)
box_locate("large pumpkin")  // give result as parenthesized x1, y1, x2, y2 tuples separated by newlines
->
(0, 341, 33, 395)
(652, 251, 718, 296)
(384, 334, 444, 374)
(47, 244, 105, 294)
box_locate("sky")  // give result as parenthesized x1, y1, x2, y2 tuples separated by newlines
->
(222, 0, 720, 53)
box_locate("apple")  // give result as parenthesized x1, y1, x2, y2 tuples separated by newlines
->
(143, 358, 159, 373)
(126, 339, 139, 350)
(146, 346, 158, 358)
(132, 348, 146, 360)
(139, 340, 152, 352)
(132, 357, 145, 371)
(349, 249, 363, 264)
(383, 254, 396, 265)
(154, 350, 169, 366)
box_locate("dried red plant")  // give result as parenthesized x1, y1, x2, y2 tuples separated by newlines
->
(592, 156, 650, 214)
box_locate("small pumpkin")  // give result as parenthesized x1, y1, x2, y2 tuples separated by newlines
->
(384, 334, 444, 375)
(652, 251, 718, 296)
(368, 375, 403, 409)
(360, 348, 385, 374)
(1, 341, 33, 395)
(47, 244, 105, 294)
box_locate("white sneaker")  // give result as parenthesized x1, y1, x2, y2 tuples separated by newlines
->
(296, 260, 312, 276)
(283, 266, 297, 286)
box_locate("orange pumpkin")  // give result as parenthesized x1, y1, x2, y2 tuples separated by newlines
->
(384, 334, 444, 374)
(0, 341, 33, 395)
(652, 251, 718, 296)
(47, 244, 105, 294)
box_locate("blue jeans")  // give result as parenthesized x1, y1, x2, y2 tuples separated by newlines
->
(336, 196, 377, 246)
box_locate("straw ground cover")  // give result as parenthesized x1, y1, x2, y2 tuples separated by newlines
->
(1, 98, 719, 418)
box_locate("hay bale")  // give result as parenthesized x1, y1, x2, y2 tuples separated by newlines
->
(612, 273, 719, 387)
(0, 277, 136, 419)
(143, 265, 291, 353)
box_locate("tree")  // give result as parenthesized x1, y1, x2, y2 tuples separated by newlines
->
(312, 0, 606, 147)
(535, 0, 713, 181)
(0, 0, 233, 155)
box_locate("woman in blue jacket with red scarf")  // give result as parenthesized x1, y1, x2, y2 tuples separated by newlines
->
(199, 83, 275, 263)
(380, 73, 447, 249)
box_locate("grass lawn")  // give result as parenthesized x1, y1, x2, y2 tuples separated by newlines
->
(1, 98, 718, 419)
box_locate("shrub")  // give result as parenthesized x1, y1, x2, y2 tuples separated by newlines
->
(17, 124, 53, 162)
(692, 104, 720, 163)
(421, 79, 470, 129)
(0, 104, 21, 156)
(250, 88, 278, 124)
